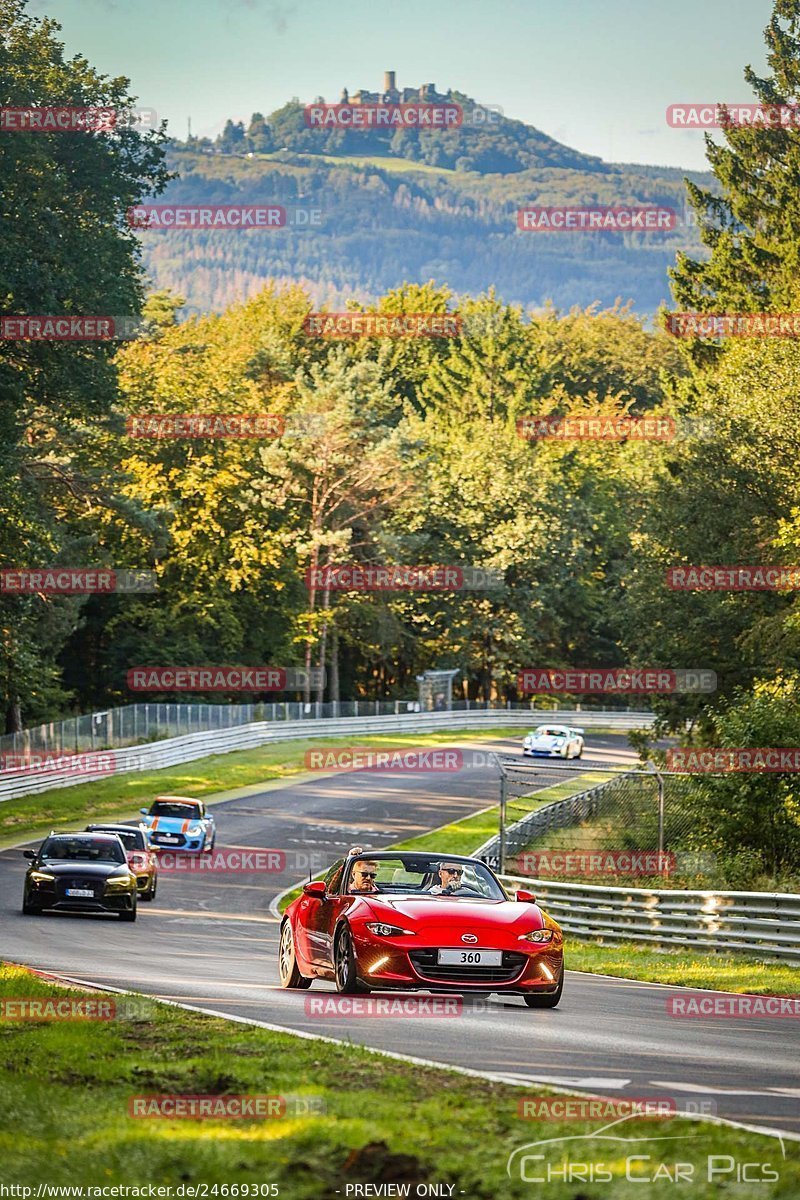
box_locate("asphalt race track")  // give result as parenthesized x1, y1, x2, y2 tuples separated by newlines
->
(1, 734, 798, 1140)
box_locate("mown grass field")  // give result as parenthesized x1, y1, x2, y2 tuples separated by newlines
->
(0, 964, 794, 1196)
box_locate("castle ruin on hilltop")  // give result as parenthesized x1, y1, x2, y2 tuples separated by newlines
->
(336, 71, 450, 106)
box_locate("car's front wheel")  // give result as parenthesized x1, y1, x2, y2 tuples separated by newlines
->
(334, 924, 362, 994)
(118, 900, 137, 922)
(141, 877, 157, 902)
(279, 921, 312, 989)
(523, 965, 563, 1009)
(21, 896, 41, 915)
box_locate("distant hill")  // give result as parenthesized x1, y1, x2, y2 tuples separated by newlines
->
(140, 87, 713, 317)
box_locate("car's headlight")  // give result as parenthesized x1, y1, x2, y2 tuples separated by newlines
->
(29, 871, 55, 883)
(105, 873, 135, 890)
(518, 929, 555, 943)
(365, 922, 415, 937)
(187, 825, 203, 836)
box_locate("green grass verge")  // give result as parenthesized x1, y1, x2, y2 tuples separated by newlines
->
(567, 939, 800, 995)
(0, 727, 529, 847)
(0, 964, 793, 1196)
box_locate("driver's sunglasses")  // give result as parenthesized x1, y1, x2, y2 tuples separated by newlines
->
(356, 871, 377, 879)
(443, 868, 463, 875)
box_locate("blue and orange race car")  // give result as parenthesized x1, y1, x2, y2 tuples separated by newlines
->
(139, 794, 216, 854)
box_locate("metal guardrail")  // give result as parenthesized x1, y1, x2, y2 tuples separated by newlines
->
(0, 709, 654, 802)
(0, 698, 654, 758)
(499, 874, 800, 963)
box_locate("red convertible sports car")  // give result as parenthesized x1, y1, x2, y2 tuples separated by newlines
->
(279, 849, 564, 1007)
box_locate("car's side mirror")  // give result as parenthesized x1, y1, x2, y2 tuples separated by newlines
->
(139, 808, 148, 815)
(23, 850, 36, 860)
(515, 889, 537, 903)
(302, 881, 326, 899)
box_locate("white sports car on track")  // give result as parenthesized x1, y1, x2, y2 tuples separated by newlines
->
(522, 725, 584, 759)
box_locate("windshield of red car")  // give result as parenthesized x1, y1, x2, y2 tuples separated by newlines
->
(345, 857, 505, 900)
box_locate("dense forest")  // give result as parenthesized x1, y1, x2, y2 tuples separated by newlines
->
(134, 96, 714, 316)
(4, 0, 800, 779)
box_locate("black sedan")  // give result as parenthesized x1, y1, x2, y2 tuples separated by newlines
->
(22, 832, 138, 921)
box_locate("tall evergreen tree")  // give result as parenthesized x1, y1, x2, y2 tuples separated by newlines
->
(671, 0, 800, 314)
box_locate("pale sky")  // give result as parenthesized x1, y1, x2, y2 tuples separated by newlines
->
(32, 0, 774, 170)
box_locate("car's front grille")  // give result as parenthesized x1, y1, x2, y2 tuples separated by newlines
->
(151, 832, 186, 847)
(57, 876, 100, 899)
(408, 949, 527, 983)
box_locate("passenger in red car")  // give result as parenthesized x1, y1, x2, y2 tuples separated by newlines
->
(428, 862, 465, 894)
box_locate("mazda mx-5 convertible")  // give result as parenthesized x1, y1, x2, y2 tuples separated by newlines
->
(278, 850, 563, 1007)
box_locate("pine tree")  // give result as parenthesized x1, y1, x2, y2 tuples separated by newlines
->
(671, 0, 800, 314)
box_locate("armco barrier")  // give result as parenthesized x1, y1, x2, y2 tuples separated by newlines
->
(498, 875, 800, 962)
(0, 709, 653, 802)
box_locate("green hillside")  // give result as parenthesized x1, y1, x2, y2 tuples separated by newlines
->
(138, 91, 712, 315)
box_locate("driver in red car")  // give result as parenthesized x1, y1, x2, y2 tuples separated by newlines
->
(428, 861, 465, 894)
(349, 858, 381, 893)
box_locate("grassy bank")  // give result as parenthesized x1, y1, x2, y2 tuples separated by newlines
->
(567, 940, 800, 995)
(0, 727, 530, 846)
(0, 963, 792, 1196)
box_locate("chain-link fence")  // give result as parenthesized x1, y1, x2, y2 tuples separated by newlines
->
(0, 698, 653, 759)
(484, 759, 708, 885)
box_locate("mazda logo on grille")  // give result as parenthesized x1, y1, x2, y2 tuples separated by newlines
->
(461, 933, 478, 944)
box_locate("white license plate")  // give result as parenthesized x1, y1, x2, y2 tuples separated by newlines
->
(66, 888, 94, 897)
(437, 949, 502, 967)
(158, 835, 179, 842)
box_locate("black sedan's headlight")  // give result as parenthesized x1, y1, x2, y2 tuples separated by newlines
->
(105, 873, 135, 892)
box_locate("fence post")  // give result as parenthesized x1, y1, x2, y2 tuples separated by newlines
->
(499, 774, 508, 875)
